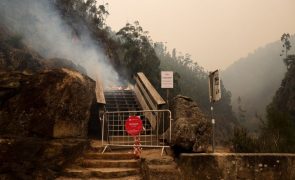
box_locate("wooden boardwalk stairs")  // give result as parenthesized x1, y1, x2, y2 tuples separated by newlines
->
(104, 90, 155, 145)
(104, 90, 142, 112)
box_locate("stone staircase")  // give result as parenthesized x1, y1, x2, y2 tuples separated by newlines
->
(56, 140, 181, 180)
(108, 135, 159, 145)
(56, 150, 143, 179)
(143, 157, 181, 180)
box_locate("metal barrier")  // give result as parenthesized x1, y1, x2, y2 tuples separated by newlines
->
(101, 110, 172, 155)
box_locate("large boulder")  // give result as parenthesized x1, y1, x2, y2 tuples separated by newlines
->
(0, 68, 96, 138)
(170, 95, 211, 153)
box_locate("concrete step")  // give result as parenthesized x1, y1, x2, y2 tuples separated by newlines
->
(80, 159, 140, 168)
(84, 152, 138, 160)
(63, 167, 140, 179)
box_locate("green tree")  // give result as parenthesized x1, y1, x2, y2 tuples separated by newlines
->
(280, 33, 291, 58)
(284, 54, 295, 67)
(257, 33, 295, 153)
(259, 105, 295, 152)
(116, 21, 161, 85)
(231, 127, 258, 153)
(55, 0, 109, 28)
(280, 33, 294, 67)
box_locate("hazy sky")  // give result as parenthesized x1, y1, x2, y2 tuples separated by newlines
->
(105, 0, 295, 70)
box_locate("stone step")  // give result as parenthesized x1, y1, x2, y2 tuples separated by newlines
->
(148, 165, 181, 180)
(56, 177, 81, 180)
(80, 159, 140, 168)
(108, 136, 163, 146)
(84, 152, 138, 160)
(108, 141, 160, 146)
(57, 175, 142, 180)
(148, 164, 178, 172)
(63, 167, 140, 179)
(109, 135, 157, 141)
(146, 158, 174, 165)
(106, 175, 142, 180)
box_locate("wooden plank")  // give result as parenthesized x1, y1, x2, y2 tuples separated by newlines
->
(135, 78, 157, 110)
(137, 72, 165, 105)
(95, 78, 106, 104)
(134, 84, 157, 129)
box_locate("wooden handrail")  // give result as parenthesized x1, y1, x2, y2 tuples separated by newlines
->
(134, 72, 166, 129)
(95, 78, 106, 104)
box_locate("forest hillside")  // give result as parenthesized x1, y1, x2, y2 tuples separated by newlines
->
(222, 35, 295, 130)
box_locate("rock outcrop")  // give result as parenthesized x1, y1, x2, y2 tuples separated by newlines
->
(170, 95, 211, 153)
(0, 68, 96, 138)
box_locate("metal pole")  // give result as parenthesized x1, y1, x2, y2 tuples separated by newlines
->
(211, 104, 215, 153)
(102, 114, 105, 145)
(166, 89, 169, 109)
(169, 111, 172, 143)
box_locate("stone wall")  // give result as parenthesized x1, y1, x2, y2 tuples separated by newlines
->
(0, 137, 90, 179)
(179, 153, 295, 180)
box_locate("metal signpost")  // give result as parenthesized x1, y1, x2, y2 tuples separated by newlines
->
(208, 69, 221, 153)
(161, 71, 173, 108)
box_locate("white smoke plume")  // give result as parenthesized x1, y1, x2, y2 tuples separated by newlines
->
(0, 0, 119, 86)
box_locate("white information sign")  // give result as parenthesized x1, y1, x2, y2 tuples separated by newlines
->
(161, 71, 173, 88)
(209, 69, 221, 102)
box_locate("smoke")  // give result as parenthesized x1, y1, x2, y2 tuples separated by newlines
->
(0, 0, 119, 86)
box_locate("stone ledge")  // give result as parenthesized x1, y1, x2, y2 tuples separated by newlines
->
(179, 153, 295, 180)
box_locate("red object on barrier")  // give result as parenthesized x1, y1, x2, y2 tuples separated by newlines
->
(133, 136, 142, 157)
(125, 116, 143, 136)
